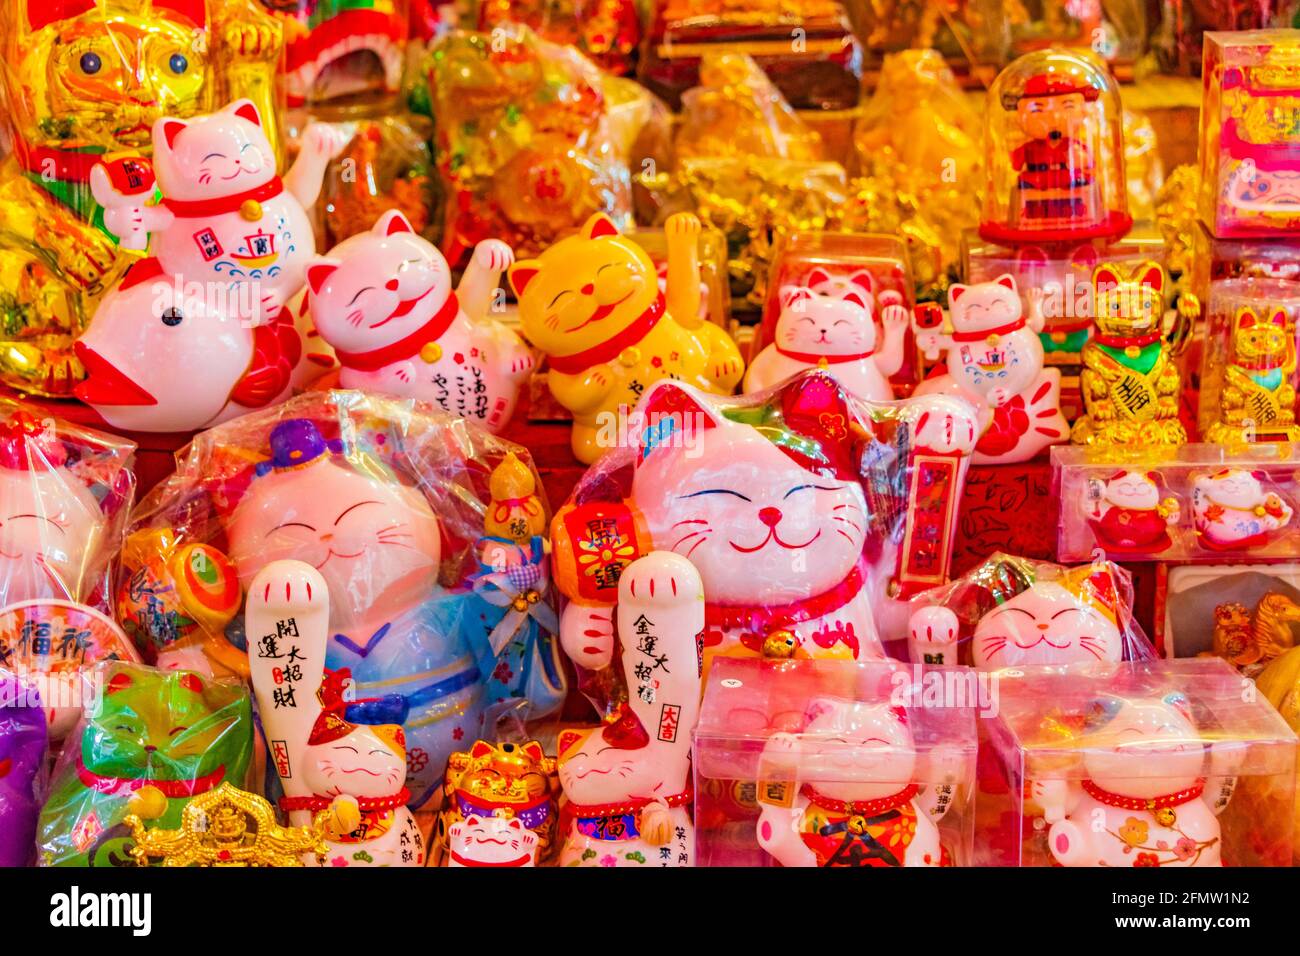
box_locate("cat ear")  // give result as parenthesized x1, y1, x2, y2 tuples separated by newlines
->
(1270, 308, 1289, 328)
(994, 273, 1017, 292)
(25, 0, 96, 30)
(889, 704, 909, 726)
(582, 213, 620, 240)
(557, 728, 588, 759)
(948, 283, 967, 305)
(154, 117, 188, 153)
(842, 290, 869, 310)
(507, 818, 524, 831)
(508, 261, 541, 297)
(469, 740, 494, 759)
(779, 285, 812, 311)
(374, 210, 413, 236)
(1238, 307, 1258, 329)
(1092, 263, 1123, 294)
(1163, 691, 1194, 724)
(228, 99, 262, 128)
(521, 741, 545, 763)
(802, 697, 837, 727)
(849, 270, 875, 293)
(1134, 262, 1164, 294)
(634, 380, 723, 465)
(106, 670, 134, 695)
(306, 258, 341, 296)
(153, 0, 206, 26)
(806, 267, 832, 289)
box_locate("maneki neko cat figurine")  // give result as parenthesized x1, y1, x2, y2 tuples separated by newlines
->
(556, 551, 703, 867)
(222, 418, 485, 808)
(1083, 470, 1181, 555)
(510, 212, 745, 464)
(907, 556, 1128, 668)
(744, 268, 909, 402)
(0, 0, 283, 396)
(1191, 468, 1294, 551)
(306, 210, 534, 433)
(439, 739, 557, 866)
(552, 371, 979, 683)
(1206, 306, 1300, 444)
(913, 275, 1068, 464)
(1034, 693, 1236, 867)
(91, 99, 345, 324)
(246, 560, 424, 867)
(1072, 262, 1188, 447)
(755, 698, 955, 867)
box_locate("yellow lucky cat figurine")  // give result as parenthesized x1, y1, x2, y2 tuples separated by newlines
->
(0, 0, 282, 396)
(509, 212, 744, 463)
(1206, 306, 1300, 444)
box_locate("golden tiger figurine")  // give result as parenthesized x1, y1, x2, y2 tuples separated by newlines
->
(1072, 261, 1189, 447)
(1206, 306, 1300, 444)
(435, 739, 559, 865)
(0, 0, 282, 396)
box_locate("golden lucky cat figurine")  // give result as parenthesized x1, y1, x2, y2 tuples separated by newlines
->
(0, 0, 283, 396)
(1206, 306, 1300, 444)
(1072, 261, 1189, 447)
(509, 212, 745, 464)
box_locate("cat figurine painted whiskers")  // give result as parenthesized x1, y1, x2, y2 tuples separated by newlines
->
(510, 212, 744, 464)
(744, 267, 908, 401)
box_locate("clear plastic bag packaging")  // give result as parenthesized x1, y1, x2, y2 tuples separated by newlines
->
(0, 669, 49, 867)
(981, 658, 1297, 867)
(694, 658, 977, 867)
(119, 390, 564, 807)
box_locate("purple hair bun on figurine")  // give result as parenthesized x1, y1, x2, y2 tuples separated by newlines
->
(255, 419, 344, 477)
(0, 672, 48, 866)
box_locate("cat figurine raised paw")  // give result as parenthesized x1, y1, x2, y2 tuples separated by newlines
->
(1192, 468, 1294, 551)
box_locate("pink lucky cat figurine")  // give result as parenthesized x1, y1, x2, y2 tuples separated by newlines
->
(914, 274, 1067, 464)
(556, 550, 703, 868)
(1192, 468, 1294, 551)
(306, 210, 534, 433)
(91, 99, 346, 324)
(246, 560, 424, 867)
(447, 813, 539, 867)
(1034, 692, 1237, 867)
(744, 268, 908, 401)
(755, 698, 958, 867)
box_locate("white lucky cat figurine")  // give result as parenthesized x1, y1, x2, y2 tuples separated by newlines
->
(245, 559, 425, 867)
(1034, 693, 1238, 867)
(1192, 468, 1294, 551)
(91, 98, 346, 324)
(447, 813, 539, 867)
(914, 274, 1067, 464)
(755, 698, 959, 867)
(744, 268, 909, 401)
(305, 210, 535, 433)
(556, 550, 703, 868)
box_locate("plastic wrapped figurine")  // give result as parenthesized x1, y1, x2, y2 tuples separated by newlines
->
(477, 0, 641, 75)
(1036, 692, 1235, 867)
(980, 50, 1131, 245)
(439, 739, 557, 866)
(124, 391, 560, 806)
(247, 561, 424, 867)
(510, 212, 744, 463)
(306, 210, 534, 433)
(755, 698, 957, 867)
(905, 553, 1153, 668)
(1192, 468, 1295, 551)
(1199, 32, 1300, 238)
(0, 0, 284, 397)
(1072, 262, 1188, 446)
(556, 551, 702, 867)
(913, 275, 1068, 463)
(1081, 470, 1181, 556)
(37, 662, 253, 867)
(0, 672, 48, 867)
(745, 267, 909, 403)
(551, 370, 980, 701)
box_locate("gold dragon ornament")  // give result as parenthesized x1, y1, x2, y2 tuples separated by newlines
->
(0, 0, 283, 396)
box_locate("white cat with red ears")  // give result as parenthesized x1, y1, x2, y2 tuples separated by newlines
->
(91, 99, 347, 324)
(745, 268, 908, 401)
(448, 813, 539, 867)
(914, 274, 1067, 464)
(305, 210, 534, 434)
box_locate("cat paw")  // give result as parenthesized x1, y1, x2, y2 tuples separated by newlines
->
(881, 303, 910, 329)
(224, 21, 280, 59)
(1031, 778, 1069, 823)
(471, 239, 514, 273)
(303, 122, 349, 159)
(664, 212, 702, 239)
(907, 606, 959, 664)
(712, 356, 742, 381)
(913, 400, 979, 455)
(509, 351, 536, 375)
(248, 560, 328, 618)
(618, 551, 705, 609)
(560, 602, 615, 670)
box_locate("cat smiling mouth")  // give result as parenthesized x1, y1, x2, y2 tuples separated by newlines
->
(370, 285, 435, 329)
(565, 289, 636, 332)
(314, 547, 368, 570)
(729, 528, 821, 552)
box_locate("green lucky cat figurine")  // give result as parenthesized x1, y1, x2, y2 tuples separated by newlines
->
(37, 662, 253, 867)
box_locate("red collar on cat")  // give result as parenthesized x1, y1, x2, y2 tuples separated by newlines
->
(546, 293, 666, 375)
(776, 345, 875, 364)
(704, 558, 867, 633)
(161, 177, 285, 218)
(803, 783, 919, 816)
(1093, 330, 1162, 349)
(950, 317, 1026, 342)
(76, 759, 226, 798)
(333, 292, 461, 372)
(1238, 355, 1285, 371)
(1081, 778, 1205, 813)
(567, 789, 692, 820)
(280, 788, 410, 813)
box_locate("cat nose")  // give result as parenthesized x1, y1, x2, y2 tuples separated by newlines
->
(320, 533, 334, 543)
(1037, 623, 1050, 631)
(580, 283, 594, 295)
(385, 279, 399, 291)
(758, 507, 782, 527)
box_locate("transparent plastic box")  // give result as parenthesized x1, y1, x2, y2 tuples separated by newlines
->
(694, 658, 978, 867)
(980, 658, 1296, 867)
(1054, 443, 1300, 562)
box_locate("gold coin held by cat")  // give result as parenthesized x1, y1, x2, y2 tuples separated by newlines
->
(241, 199, 263, 221)
(420, 342, 443, 364)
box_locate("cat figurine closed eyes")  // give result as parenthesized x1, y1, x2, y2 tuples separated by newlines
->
(744, 267, 908, 401)
(306, 210, 534, 433)
(510, 212, 744, 464)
